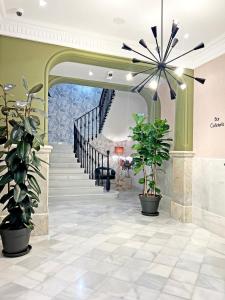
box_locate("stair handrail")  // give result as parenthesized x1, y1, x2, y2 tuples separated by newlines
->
(73, 88, 115, 191)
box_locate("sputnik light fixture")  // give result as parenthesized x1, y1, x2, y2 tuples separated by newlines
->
(122, 0, 206, 100)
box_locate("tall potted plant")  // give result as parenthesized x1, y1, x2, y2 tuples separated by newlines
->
(0, 79, 46, 257)
(130, 114, 172, 216)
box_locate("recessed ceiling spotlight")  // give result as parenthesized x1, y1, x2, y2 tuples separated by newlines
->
(126, 73, 133, 81)
(184, 33, 189, 39)
(88, 71, 93, 76)
(106, 71, 113, 80)
(40, 0, 47, 7)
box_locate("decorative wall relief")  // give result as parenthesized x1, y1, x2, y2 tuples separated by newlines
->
(48, 83, 102, 144)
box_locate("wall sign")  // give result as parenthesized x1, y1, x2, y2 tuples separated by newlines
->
(210, 117, 224, 128)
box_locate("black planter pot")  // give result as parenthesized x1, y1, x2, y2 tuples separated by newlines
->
(0, 227, 32, 257)
(139, 194, 162, 216)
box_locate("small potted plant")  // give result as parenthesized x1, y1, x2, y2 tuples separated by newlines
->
(130, 114, 172, 216)
(0, 79, 46, 257)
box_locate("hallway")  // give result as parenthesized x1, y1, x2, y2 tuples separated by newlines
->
(0, 192, 225, 299)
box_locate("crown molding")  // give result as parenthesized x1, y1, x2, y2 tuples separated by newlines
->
(0, 17, 225, 69)
(192, 33, 225, 68)
(0, 17, 135, 60)
(0, 0, 6, 19)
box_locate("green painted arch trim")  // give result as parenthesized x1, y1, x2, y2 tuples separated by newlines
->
(45, 48, 193, 150)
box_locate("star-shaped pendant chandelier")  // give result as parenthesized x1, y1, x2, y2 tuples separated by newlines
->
(122, 0, 206, 100)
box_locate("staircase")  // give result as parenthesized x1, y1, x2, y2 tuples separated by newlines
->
(49, 143, 118, 199)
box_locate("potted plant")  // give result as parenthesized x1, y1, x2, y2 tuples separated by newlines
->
(130, 114, 172, 216)
(0, 79, 46, 257)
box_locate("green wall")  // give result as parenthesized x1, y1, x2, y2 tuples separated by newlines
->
(0, 35, 194, 151)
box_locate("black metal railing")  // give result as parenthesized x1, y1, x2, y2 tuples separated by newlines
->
(73, 89, 115, 191)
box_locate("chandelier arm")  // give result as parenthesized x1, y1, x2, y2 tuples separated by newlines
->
(146, 47, 160, 63)
(137, 69, 160, 93)
(157, 69, 162, 88)
(132, 49, 158, 64)
(165, 69, 182, 85)
(163, 69, 172, 89)
(133, 66, 158, 77)
(163, 35, 174, 62)
(164, 45, 175, 61)
(166, 48, 194, 64)
(155, 39, 161, 61)
(133, 69, 159, 91)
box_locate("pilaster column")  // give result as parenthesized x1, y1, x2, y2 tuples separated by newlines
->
(170, 151, 194, 223)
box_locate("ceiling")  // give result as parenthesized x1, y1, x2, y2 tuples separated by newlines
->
(50, 62, 156, 87)
(1, 0, 225, 67)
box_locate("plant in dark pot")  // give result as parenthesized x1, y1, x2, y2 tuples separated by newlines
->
(130, 114, 172, 216)
(0, 79, 46, 257)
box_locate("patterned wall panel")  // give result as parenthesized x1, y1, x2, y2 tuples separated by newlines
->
(48, 83, 102, 143)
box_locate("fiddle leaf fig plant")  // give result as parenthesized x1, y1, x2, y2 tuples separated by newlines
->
(0, 79, 46, 230)
(130, 114, 172, 197)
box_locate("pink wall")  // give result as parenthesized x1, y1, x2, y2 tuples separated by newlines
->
(194, 53, 225, 158)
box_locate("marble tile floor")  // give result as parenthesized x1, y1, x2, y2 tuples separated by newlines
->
(1, 191, 225, 299)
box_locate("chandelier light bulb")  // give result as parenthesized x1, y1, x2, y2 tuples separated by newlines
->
(175, 67, 184, 77)
(126, 73, 133, 81)
(88, 71, 93, 76)
(149, 79, 158, 90)
(180, 83, 187, 90)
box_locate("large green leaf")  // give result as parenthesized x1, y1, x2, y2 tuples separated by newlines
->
(14, 165, 27, 184)
(29, 83, 43, 94)
(0, 171, 12, 186)
(17, 141, 31, 160)
(27, 190, 40, 202)
(33, 134, 44, 149)
(27, 174, 41, 195)
(0, 126, 7, 137)
(28, 166, 45, 180)
(14, 184, 27, 203)
(10, 126, 23, 142)
(24, 118, 33, 135)
(0, 189, 14, 204)
(0, 136, 7, 145)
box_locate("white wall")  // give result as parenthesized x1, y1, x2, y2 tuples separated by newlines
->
(102, 91, 148, 142)
(193, 53, 225, 237)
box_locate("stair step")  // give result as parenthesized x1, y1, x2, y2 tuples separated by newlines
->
(50, 157, 77, 163)
(49, 173, 90, 180)
(49, 191, 119, 200)
(50, 168, 85, 174)
(49, 179, 96, 187)
(50, 162, 81, 168)
(49, 186, 104, 196)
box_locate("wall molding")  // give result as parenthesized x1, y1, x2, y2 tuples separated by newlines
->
(1, 17, 225, 68)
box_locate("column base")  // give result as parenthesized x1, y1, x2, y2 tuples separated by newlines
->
(171, 200, 192, 223)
